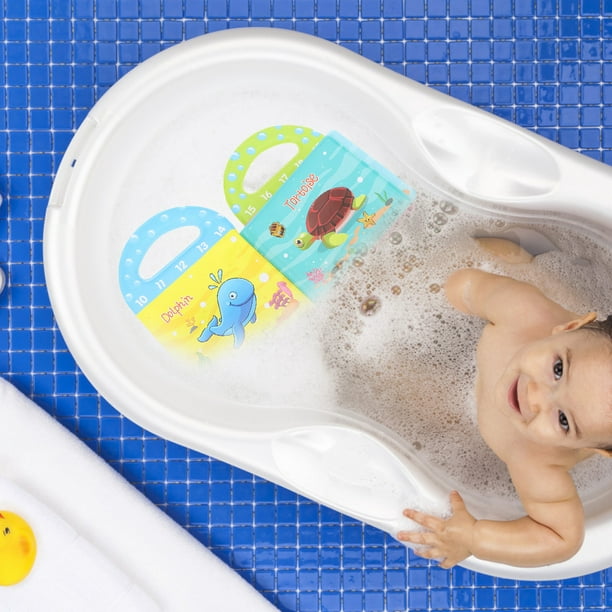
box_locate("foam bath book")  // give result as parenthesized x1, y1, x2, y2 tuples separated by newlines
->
(119, 210, 306, 360)
(240, 130, 416, 298)
(118, 126, 416, 361)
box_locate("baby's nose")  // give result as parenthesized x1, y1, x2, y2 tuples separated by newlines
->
(526, 380, 553, 415)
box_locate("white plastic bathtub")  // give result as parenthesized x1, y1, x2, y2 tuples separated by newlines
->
(43, 28, 612, 580)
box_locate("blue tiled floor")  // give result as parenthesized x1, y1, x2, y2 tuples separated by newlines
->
(2, 1, 612, 610)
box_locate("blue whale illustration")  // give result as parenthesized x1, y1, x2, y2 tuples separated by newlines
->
(198, 277, 257, 349)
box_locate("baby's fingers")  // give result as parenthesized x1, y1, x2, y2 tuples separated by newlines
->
(396, 531, 447, 565)
(402, 507, 443, 531)
(449, 490, 467, 512)
(396, 529, 436, 546)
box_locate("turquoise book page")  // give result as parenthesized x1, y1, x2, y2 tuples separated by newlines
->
(241, 132, 417, 299)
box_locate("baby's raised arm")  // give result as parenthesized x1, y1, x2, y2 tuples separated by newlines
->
(445, 268, 574, 330)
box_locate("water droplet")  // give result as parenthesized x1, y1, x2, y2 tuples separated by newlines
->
(353, 257, 364, 267)
(391, 285, 401, 295)
(429, 283, 441, 293)
(389, 231, 403, 245)
(353, 243, 369, 256)
(440, 201, 457, 214)
(360, 296, 381, 316)
(433, 212, 447, 225)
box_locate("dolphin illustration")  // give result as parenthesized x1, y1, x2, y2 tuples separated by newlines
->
(198, 277, 257, 349)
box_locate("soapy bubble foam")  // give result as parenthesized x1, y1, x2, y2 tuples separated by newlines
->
(313, 191, 612, 510)
(207, 190, 612, 514)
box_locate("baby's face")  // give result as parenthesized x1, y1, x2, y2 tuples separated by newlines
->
(496, 329, 612, 452)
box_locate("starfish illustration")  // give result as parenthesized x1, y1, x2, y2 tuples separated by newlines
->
(357, 211, 376, 228)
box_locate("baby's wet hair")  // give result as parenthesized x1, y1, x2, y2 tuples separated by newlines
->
(582, 314, 612, 343)
(585, 315, 612, 458)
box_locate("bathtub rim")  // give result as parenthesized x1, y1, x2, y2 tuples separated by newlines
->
(43, 27, 612, 581)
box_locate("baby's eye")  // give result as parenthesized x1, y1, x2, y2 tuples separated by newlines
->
(553, 358, 564, 380)
(558, 410, 570, 433)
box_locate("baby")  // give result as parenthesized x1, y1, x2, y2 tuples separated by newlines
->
(397, 241, 612, 569)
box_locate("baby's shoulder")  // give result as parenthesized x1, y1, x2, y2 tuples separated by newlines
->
(508, 458, 578, 506)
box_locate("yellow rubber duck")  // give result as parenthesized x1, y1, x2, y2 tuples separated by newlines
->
(0, 511, 36, 586)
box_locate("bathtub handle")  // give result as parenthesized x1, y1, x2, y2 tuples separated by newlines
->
(408, 103, 612, 231)
(271, 426, 448, 531)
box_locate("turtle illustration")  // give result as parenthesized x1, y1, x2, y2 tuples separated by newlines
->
(294, 187, 367, 250)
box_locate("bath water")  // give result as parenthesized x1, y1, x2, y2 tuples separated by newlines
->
(316, 190, 612, 513)
(209, 189, 612, 517)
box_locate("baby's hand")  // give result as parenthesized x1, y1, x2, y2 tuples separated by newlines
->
(397, 491, 477, 569)
(474, 237, 534, 263)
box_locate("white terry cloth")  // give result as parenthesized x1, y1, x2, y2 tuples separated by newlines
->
(0, 377, 277, 612)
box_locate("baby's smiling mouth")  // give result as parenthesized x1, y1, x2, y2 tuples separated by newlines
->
(508, 378, 521, 414)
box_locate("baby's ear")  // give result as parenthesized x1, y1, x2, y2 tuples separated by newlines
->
(552, 312, 597, 335)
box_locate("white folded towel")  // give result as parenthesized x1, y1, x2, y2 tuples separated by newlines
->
(0, 377, 277, 611)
